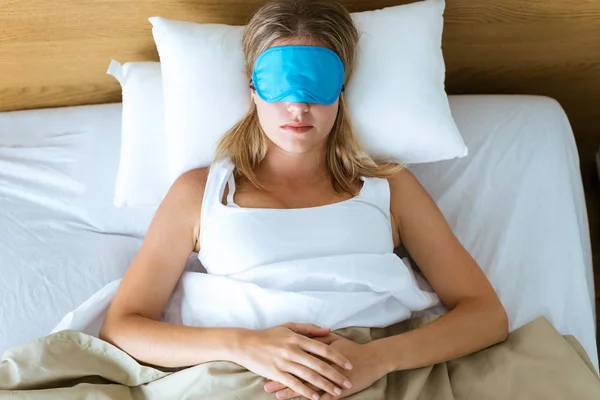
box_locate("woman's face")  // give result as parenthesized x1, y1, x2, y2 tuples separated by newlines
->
(251, 37, 340, 155)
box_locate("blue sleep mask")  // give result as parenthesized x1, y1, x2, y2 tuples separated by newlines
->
(251, 45, 345, 105)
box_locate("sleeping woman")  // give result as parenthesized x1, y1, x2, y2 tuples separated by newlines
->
(99, 0, 508, 399)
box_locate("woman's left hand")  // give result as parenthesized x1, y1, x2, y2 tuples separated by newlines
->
(264, 333, 388, 399)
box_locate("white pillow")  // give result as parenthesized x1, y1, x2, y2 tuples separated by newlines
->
(107, 60, 170, 207)
(151, 0, 465, 182)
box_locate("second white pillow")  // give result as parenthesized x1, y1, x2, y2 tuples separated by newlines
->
(108, 60, 170, 207)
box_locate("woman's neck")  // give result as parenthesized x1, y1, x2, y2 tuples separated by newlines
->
(256, 145, 329, 186)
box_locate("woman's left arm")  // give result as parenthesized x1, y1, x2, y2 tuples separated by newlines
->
(374, 167, 509, 373)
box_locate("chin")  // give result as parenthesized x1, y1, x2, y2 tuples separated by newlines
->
(270, 134, 323, 154)
(278, 144, 315, 154)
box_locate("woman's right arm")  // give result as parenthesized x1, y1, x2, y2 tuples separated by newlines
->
(99, 169, 353, 399)
(99, 168, 224, 367)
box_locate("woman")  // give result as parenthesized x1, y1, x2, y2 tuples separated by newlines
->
(99, 0, 508, 399)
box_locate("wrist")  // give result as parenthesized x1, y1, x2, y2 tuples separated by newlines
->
(219, 327, 253, 365)
(366, 337, 403, 375)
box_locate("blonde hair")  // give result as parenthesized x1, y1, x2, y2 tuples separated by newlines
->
(214, 0, 402, 194)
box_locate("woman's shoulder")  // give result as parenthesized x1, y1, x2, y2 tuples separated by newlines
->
(385, 164, 414, 192)
(386, 165, 434, 209)
(177, 166, 210, 187)
(167, 156, 234, 205)
(387, 165, 438, 217)
(165, 167, 211, 207)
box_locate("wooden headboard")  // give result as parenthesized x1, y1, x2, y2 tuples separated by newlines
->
(1, 1, 599, 281)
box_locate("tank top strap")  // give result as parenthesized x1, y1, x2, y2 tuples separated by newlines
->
(226, 172, 238, 207)
(357, 176, 391, 221)
(200, 157, 235, 234)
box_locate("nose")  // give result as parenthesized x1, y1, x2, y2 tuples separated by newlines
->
(286, 102, 309, 114)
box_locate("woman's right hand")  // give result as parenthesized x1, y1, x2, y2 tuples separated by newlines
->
(233, 322, 353, 400)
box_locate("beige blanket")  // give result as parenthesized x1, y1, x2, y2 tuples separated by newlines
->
(1, 316, 599, 399)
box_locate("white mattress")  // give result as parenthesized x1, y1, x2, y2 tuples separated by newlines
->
(0, 95, 596, 371)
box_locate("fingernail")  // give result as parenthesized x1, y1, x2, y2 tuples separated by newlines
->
(343, 380, 352, 389)
(312, 394, 320, 400)
(345, 362, 353, 370)
(334, 387, 342, 395)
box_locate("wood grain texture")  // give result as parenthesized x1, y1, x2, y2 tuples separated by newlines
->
(1, 0, 599, 354)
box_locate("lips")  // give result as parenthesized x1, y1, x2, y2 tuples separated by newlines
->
(281, 122, 313, 134)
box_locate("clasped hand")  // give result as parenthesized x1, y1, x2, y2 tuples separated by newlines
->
(234, 322, 353, 400)
(236, 322, 386, 400)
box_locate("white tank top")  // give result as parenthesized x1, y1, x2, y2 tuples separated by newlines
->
(182, 157, 440, 330)
(198, 157, 395, 274)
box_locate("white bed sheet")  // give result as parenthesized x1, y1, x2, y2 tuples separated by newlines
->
(410, 95, 596, 370)
(0, 96, 596, 370)
(0, 104, 155, 352)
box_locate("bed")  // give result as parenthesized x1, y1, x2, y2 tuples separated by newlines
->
(0, 94, 596, 373)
